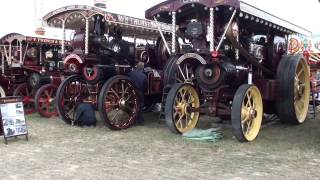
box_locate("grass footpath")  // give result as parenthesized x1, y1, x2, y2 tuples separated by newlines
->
(0, 113, 320, 179)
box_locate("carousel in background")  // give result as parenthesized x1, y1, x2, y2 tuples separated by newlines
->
(309, 35, 320, 102)
(288, 34, 320, 108)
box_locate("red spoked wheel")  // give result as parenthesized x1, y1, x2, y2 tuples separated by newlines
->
(13, 83, 35, 114)
(35, 84, 58, 118)
(56, 75, 88, 125)
(98, 75, 140, 130)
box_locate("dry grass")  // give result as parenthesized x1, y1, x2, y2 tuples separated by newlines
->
(1, 112, 320, 180)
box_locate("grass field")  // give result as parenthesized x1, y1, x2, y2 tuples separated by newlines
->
(1, 112, 320, 180)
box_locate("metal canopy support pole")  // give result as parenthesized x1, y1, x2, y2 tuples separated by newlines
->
(286, 34, 290, 55)
(19, 41, 23, 64)
(209, 8, 214, 52)
(171, 11, 176, 54)
(153, 17, 171, 55)
(235, 22, 239, 60)
(216, 9, 237, 52)
(311, 81, 316, 120)
(39, 46, 42, 65)
(22, 43, 29, 63)
(248, 65, 253, 84)
(8, 43, 12, 65)
(85, 18, 89, 54)
(1, 47, 4, 75)
(134, 35, 137, 58)
(62, 21, 66, 54)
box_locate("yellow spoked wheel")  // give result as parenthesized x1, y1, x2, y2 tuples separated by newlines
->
(232, 84, 263, 142)
(165, 83, 200, 134)
(293, 58, 310, 122)
(277, 55, 310, 124)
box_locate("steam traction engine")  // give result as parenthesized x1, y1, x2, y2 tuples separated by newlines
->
(146, 0, 312, 142)
(0, 33, 68, 117)
(42, 5, 173, 129)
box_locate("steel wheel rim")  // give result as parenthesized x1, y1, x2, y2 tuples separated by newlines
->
(173, 85, 199, 133)
(240, 86, 263, 141)
(104, 79, 138, 128)
(294, 58, 310, 122)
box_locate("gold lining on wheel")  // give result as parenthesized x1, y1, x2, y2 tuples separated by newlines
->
(294, 58, 310, 123)
(173, 85, 200, 133)
(240, 86, 263, 141)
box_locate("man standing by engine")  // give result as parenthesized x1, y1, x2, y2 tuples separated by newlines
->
(128, 62, 147, 125)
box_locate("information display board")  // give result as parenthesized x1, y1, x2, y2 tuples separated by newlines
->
(0, 96, 28, 144)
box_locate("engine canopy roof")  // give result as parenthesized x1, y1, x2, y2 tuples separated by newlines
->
(42, 5, 174, 40)
(0, 33, 68, 46)
(145, 0, 312, 37)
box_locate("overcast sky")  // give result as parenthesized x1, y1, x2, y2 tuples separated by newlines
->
(0, 0, 319, 38)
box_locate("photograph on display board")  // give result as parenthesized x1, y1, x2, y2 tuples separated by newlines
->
(4, 127, 15, 137)
(0, 101, 28, 138)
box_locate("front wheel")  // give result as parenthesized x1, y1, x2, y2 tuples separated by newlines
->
(98, 75, 140, 130)
(35, 84, 58, 118)
(165, 83, 200, 134)
(231, 84, 263, 142)
(13, 83, 35, 114)
(56, 75, 88, 125)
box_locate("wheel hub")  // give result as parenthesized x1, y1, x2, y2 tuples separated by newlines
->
(47, 98, 53, 103)
(242, 107, 257, 120)
(297, 83, 305, 97)
(86, 67, 94, 77)
(119, 98, 126, 107)
(24, 96, 30, 103)
(176, 102, 188, 115)
(249, 108, 257, 119)
(295, 77, 305, 98)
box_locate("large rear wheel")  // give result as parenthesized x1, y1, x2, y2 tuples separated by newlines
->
(13, 83, 35, 114)
(56, 75, 88, 125)
(35, 84, 58, 118)
(165, 83, 200, 134)
(231, 84, 263, 142)
(276, 55, 310, 124)
(98, 75, 140, 130)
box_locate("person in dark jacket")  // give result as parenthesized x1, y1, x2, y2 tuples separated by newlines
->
(75, 95, 97, 126)
(128, 62, 148, 125)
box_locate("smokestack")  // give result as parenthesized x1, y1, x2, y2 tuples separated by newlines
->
(94, 0, 107, 9)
